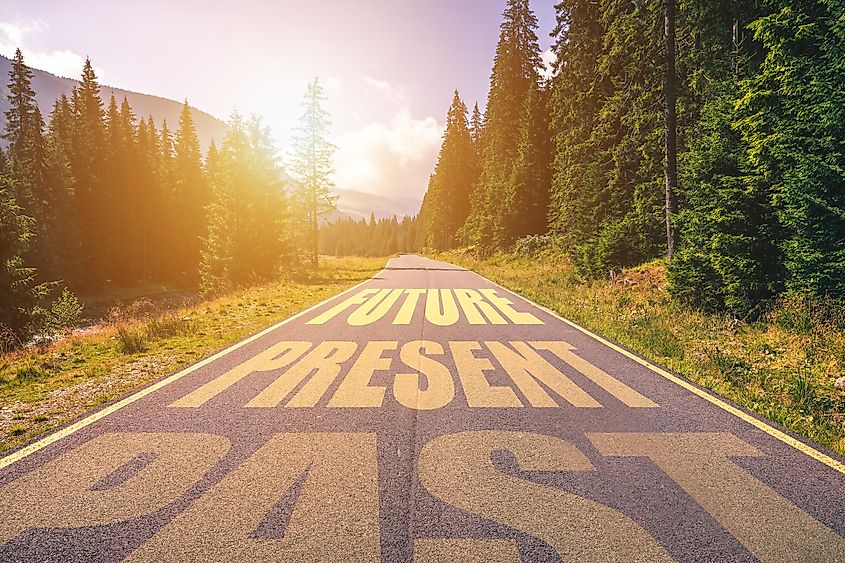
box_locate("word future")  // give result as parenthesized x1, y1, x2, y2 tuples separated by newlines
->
(307, 288, 544, 326)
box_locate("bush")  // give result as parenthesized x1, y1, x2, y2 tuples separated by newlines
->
(116, 325, 147, 354)
(514, 234, 556, 258)
(46, 288, 83, 333)
(28, 288, 84, 348)
(573, 216, 662, 279)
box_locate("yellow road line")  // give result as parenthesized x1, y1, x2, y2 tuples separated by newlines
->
(0, 271, 385, 472)
(489, 281, 845, 475)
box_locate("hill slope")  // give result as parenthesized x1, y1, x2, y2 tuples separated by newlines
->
(0, 54, 228, 150)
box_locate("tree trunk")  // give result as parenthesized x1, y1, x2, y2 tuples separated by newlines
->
(311, 183, 318, 268)
(664, 0, 679, 260)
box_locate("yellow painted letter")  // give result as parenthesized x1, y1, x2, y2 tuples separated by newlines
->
(307, 288, 380, 325)
(450, 341, 521, 408)
(127, 433, 380, 562)
(418, 431, 671, 562)
(170, 341, 312, 408)
(328, 341, 397, 408)
(589, 432, 845, 562)
(394, 340, 455, 410)
(247, 341, 357, 407)
(0, 432, 229, 544)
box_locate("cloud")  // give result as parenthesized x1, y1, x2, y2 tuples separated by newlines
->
(540, 48, 556, 81)
(333, 109, 442, 200)
(0, 19, 100, 79)
(333, 77, 443, 201)
(363, 76, 407, 107)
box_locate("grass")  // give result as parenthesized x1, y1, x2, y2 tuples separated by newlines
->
(0, 257, 385, 453)
(439, 249, 845, 456)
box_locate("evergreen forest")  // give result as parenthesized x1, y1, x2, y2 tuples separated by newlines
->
(417, 0, 845, 318)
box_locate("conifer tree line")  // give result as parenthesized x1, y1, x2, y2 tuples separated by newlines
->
(320, 214, 417, 257)
(1, 50, 335, 340)
(418, 0, 845, 316)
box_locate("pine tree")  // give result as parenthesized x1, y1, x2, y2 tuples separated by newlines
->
(0, 175, 47, 338)
(290, 78, 337, 267)
(504, 86, 553, 243)
(45, 95, 82, 285)
(200, 134, 236, 293)
(735, 0, 845, 299)
(136, 116, 167, 282)
(2, 49, 38, 175)
(418, 91, 479, 250)
(157, 117, 180, 279)
(173, 101, 208, 285)
(548, 0, 666, 276)
(669, 80, 782, 315)
(667, 0, 777, 315)
(3, 49, 73, 283)
(69, 58, 110, 288)
(201, 114, 292, 293)
(470, 102, 484, 159)
(461, 0, 544, 252)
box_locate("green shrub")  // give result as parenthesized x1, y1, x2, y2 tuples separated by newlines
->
(116, 326, 147, 354)
(514, 234, 555, 258)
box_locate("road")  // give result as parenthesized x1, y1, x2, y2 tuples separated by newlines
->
(1, 254, 844, 561)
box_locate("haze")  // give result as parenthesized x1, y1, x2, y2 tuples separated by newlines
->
(0, 0, 556, 200)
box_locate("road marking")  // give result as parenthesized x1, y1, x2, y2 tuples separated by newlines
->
(4, 257, 842, 477)
(0, 272, 383, 472)
(307, 287, 544, 326)
(589, 432, 845, 561)
(418, 431, 673, 561)
(171, 339, 654, 410)
(125, 433, 380, 561)
(488, 280, 845, 475)
(0, 432, 230, 543)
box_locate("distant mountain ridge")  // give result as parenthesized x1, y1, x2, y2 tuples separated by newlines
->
(0, 53, 228, 150)
(331, 188, 421, 221)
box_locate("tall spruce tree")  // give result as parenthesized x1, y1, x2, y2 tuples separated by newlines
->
(461, 0, 543, 252)
(469, 102, 484, 158)
(0, 175, 47, 339)
(735, 0, 845, 299)
(504, 85, 553, 243)
(2, 49, 38, 180)
(157, 118, 181, 279)
(44, 94, 82, 285)
(549, 0, 667, 276)
(201, 114, 291, 293)
(418, 91, 479, 250)
(667, 0, 779, 315)
(290, 78, 337, 267)
(3, 49, 55, 277)
(173, 101, 208, 285)
(136, 116, 168, 282)
(69, 59, 110, 288)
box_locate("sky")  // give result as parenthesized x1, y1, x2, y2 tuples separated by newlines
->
(0, 0, 556, 201)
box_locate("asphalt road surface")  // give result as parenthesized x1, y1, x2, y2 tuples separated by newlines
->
(1, 254, 844, 562)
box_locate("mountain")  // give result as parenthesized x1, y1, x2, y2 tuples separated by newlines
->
(332, 188, 421, 221)
(0, 54, 228, 150)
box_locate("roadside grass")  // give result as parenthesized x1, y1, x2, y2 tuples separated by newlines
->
(0, 257, 385, 453)
(440, 249, 845, 456)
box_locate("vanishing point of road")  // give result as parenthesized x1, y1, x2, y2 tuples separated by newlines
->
(1, 254, 844, 561)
